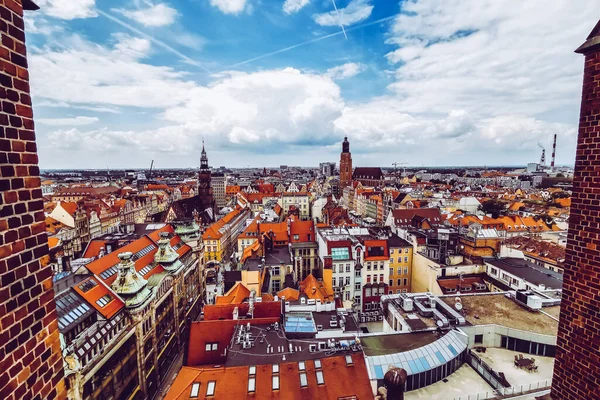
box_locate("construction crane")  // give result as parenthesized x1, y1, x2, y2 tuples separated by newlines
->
(149, 160, 154, 179)
(392, 162, 408, 177)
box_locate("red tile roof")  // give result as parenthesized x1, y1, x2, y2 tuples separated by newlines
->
(166, 353, 373, 400)
(73, 276, 124, 319)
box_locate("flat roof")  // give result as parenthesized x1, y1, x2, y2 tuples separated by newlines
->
(361, 331, 441, 356)
(485, 258, 563, 289)
(441, 294, 558, 335)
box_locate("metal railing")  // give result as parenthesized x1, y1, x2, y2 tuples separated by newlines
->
(444, 379, 552, 400)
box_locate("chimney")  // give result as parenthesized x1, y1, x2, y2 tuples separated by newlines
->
(540, 148, 546, 167)
(551, 133, 557, 171)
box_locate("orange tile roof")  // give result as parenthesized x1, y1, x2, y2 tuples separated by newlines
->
(555, 197, 571, 208)
(60, 201, 78, 216)
(277, 287, 299, 301)
(73, 276, 124, 319)
(166, 353, 373, 400)
(82, 240, 108, 258)
(48, 237, 60, 249)
(86, 234, 160, 285)
(203, 207, 244, 241)
(289, 220, 314, 243)
(215, 282, 251, 305)
(299, 273, 334, 303)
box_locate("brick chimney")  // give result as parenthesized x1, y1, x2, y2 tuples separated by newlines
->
(551, 18, 600, 400)
(0, 1, 66, 399)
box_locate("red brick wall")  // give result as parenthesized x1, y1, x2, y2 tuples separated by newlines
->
(0, 1, 66, 399)
(551, 22, 600, 399)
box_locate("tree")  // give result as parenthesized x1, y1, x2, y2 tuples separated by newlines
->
(478, 199, 507, 218)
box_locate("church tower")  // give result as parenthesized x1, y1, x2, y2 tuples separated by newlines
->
(197, 140, 216, 222)
(339, 136, 353, 189)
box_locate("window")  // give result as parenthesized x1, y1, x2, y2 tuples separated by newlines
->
(248, 377, 256, 393)
(404, 256, 409, 263)
(272, 375, 280, 390)
(390, 249, 395, 254)
(96, 294, 112, 307)
(314, 359, 321, 369)
(405, 248, 409, 254)
(345, 355, 353, 365)
(365, 288, 371, 297)
(346, 264, 351, 272)
(205, 342, 218, 351)
(338, 265, 343, 273)
(298, 361, 305, 371)
(367, 262, 371, 271)
(403, 278, 408, 286)
(206, 381, 216, 396)
(404, 267, 409, 275)
(272, 364, 279, 373)
(397, 278, 401, 286)
(389, 268, 394, 276)
(272, 267, 280, 276)
(354, 283, 361, 291)
(332, 277, 336, 287)
(300, 372, 308, 387)
(397, 257, 402, 263)
(249, 365, 256, 375)
(293, 234, 299, 240)
(316, 370, 325, 385)
(190, 383, 200, 398)
(345, 276, 350, 285)
(379, 274, 384, 282)
(475, 334, 484, 344)
(490, 267, 498, 276)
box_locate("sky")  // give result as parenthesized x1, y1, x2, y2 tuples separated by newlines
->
(25, 0, 600, 169)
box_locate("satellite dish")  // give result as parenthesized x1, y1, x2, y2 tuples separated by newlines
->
(436, 320, 444, 328)
(455, 302, 463, 311)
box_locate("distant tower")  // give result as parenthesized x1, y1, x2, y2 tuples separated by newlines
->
(540, 148, 546, 167)
(339, 136, 353, 189)
(551, 134, 557, 171)
(197, 140, 216, 223)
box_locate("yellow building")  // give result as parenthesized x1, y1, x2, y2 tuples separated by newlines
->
(202, 206, 251, 263)
(388, 235, 413, 294)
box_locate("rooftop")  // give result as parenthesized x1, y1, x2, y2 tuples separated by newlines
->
(485, 258, 563, 289)
(440, 294, 558, 335)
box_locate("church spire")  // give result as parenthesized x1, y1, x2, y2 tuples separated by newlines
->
(200, 138, 208, 170)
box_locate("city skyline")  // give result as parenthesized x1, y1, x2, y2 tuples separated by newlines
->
(25, 0, 598, 169)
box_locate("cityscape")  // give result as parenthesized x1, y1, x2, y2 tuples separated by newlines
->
(1, 1, 600, 400)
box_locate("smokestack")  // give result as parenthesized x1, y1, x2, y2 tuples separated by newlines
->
(551, 133, 557, 171)
(540, 149, 546, 167)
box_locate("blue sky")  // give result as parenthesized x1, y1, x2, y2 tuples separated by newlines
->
(25, 0, 600, 169)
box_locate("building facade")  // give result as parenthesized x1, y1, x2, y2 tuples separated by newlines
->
(196, 142, 216, 223)
(59, 226, 203, 400)
(210, 173, 226, 209)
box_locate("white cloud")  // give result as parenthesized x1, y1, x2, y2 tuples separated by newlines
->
(29, 34, 195, 109)
(36, 0, 97, 20)
(37, 116, 99, 126)
(313, 0, 373, 27)
(114, 2, 178, 27)
(209, 0, 247, 14)
(283, 0, 310, 14)
(325, 62, 366, 80)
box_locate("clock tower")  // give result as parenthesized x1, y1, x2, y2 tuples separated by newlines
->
(197, 140, 216, 222)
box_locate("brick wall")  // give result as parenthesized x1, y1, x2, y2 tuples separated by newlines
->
(551, 20, 600, 399)
(0, 1, 66, 399)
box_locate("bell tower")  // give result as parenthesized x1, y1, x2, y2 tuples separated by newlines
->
(339, 136, 353, 189)
(197, 140, 216, 222)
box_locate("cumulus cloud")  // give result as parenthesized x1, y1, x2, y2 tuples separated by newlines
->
(325, 62, 366, 80)
(37, 116, 99, 126)
(113, 2, 178, 27)
(313, 0, 373, 27)
(209, 0, 247, 14)
(36, 0, 97, 20)
(283, 0, 310, 14)
(29, 34, 195, 109)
